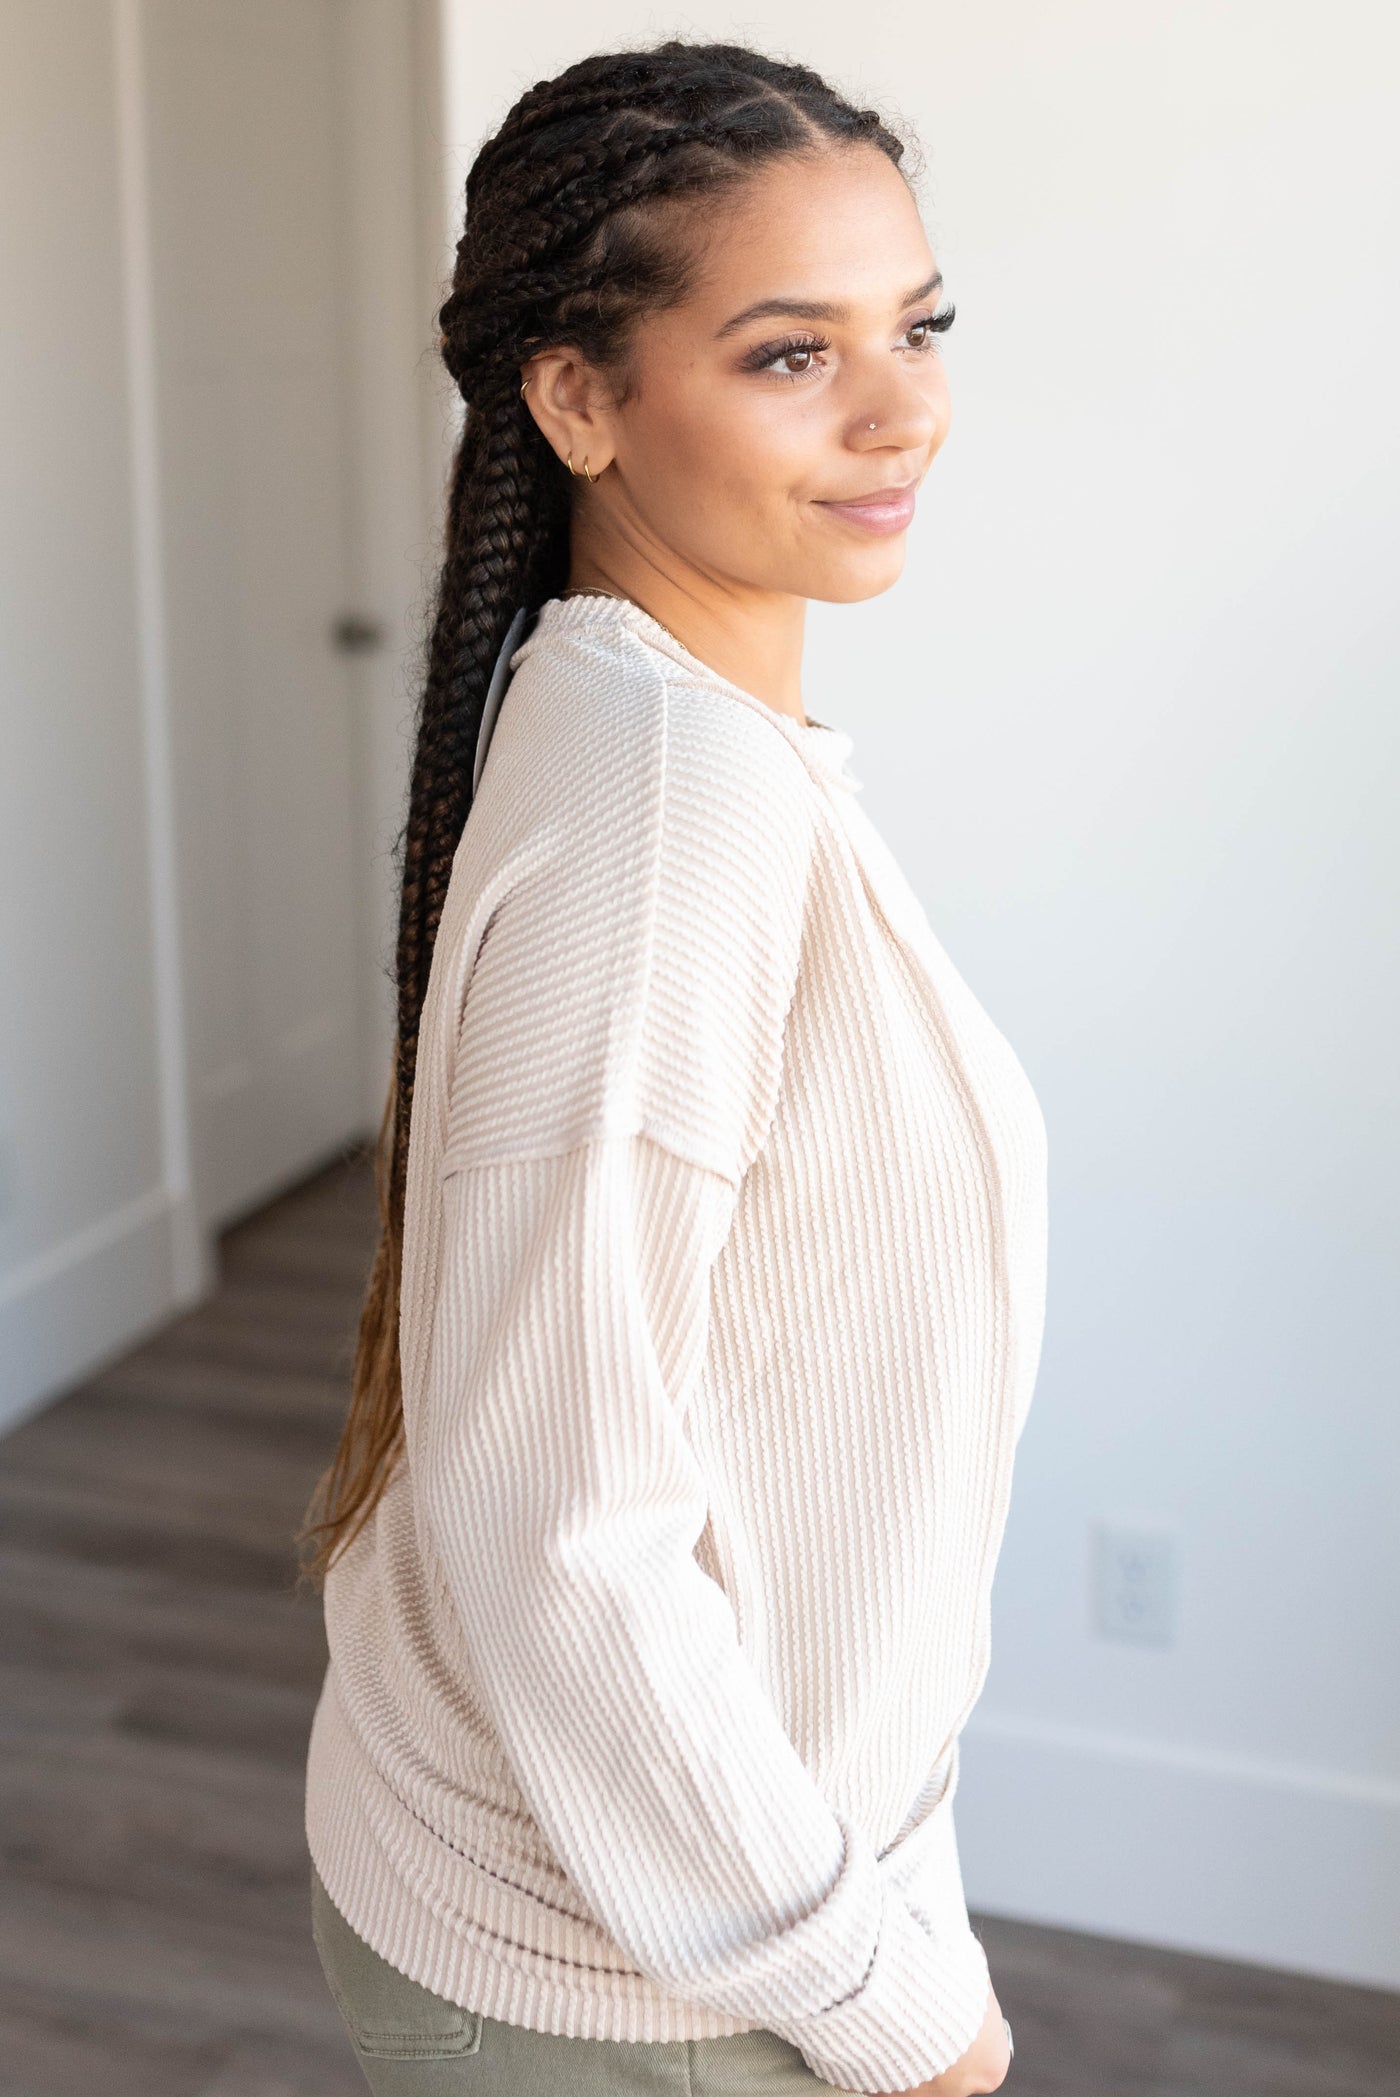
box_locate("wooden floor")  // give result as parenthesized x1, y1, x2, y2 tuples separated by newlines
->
(2, 1149, 1397, 2096)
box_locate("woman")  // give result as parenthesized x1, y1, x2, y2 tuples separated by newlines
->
(299, 36, 1044, 2097)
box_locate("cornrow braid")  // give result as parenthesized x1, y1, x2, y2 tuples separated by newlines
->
(296, 35, 909, 1589)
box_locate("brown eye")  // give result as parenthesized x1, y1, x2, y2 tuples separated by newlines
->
(906, 301, 956, 351)
(740, 330, 832, 377)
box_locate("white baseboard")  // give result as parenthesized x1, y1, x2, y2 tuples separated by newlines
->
(0, 1183, 211, 1436)
(957, 1710, 1400, 1990)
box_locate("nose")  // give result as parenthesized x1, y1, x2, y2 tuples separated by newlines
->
(849, 361, 947, 458)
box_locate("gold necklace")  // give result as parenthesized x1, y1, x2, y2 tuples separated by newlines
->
(559, 586, 686, 654)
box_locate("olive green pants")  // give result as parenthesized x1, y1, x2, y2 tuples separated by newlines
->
(311, 1864, 847, 2095)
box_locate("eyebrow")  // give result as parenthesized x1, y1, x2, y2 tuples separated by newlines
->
(714, 270, 944, 339)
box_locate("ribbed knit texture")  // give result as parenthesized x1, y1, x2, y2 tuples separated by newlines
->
(305, 594, 1048, 2093)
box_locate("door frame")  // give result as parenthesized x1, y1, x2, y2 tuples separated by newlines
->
(115, 0, 451, 1292)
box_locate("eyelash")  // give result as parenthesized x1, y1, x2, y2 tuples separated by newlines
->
(742, 302, 956, 381)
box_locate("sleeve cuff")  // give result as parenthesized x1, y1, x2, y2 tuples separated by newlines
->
(788, 1889, 992, 2094)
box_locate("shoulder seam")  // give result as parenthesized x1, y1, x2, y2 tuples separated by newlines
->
(439, 1122, 742, 1191)
(619, 630, 815, 795)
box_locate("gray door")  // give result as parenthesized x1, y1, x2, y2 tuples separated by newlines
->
(144, 0, 366, 1228)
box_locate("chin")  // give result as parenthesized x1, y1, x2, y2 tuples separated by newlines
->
(803, 543, 909, 605)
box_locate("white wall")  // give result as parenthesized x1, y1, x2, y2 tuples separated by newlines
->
(443, 1, 1400, 1986)
(0, 1, 203, 1426)
(0, 0, 445, 1431)
(339, 0, 458, 1117)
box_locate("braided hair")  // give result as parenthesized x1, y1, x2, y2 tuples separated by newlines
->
(297, 38, 910, 1587)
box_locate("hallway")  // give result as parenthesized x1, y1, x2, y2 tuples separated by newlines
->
(2, 1151, 1396, 2096)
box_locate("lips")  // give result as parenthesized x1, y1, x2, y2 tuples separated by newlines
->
(815, 481, 919, 535)
(826, 482, 919, 505)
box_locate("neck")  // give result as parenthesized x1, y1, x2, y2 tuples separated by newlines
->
(565, 541, 809, 726)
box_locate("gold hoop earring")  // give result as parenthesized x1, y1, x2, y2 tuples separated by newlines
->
(520, 376, 532, 398)
(566, 452, 597, 483)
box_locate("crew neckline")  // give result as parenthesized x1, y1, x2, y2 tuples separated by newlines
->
(519, 593, 862, 795)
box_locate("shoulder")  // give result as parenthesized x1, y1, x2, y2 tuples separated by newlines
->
(486, 615, 814, 854)
(439, 623, 817, 1183)
(464, 619, 817, 982)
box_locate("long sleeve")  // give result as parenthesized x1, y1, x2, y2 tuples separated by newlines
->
(390, 646, 995, 2089)
(302, 606, 1047, 2083)
(417, 1131, 993, 2092)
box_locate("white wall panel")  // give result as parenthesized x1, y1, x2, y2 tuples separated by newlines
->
(0, 0, 195, 1430)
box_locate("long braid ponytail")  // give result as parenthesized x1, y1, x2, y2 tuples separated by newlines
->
(296, 37, 908, 1587)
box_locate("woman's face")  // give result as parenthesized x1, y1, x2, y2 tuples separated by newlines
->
(548, 145, 952, 606)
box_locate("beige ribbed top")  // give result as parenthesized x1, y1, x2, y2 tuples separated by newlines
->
(304, 592, 1048, 2093)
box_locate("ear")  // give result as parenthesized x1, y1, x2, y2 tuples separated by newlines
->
(520, 347, 616, 477)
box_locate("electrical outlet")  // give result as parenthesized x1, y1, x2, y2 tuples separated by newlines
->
(1092, 1522, 1177, 1646)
